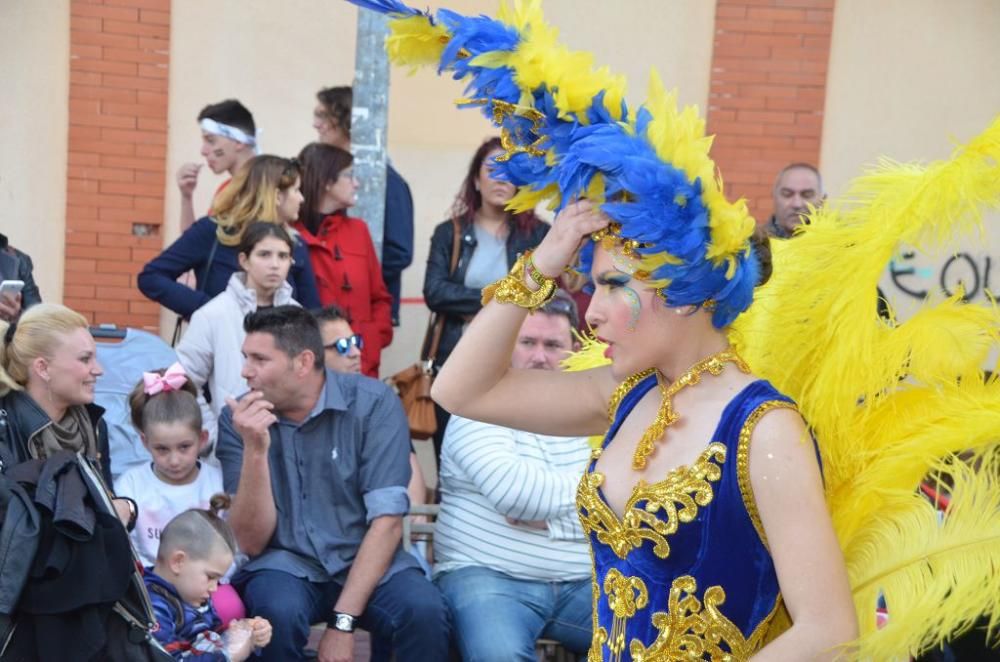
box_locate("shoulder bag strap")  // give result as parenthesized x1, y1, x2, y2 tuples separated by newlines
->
(171, 235, 220, 346)
(421, 219, 464, 364)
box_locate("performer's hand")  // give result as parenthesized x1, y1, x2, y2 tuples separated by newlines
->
(226, 391, 276, 455)
(532, 199, 610, 278)
(317, 628, 354, 662)
(176, 162, 202, 198)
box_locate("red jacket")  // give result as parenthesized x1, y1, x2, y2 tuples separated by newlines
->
(294, 213, 393, 377)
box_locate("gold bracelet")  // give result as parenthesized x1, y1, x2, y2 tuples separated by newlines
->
(481, 253, 557, 311)
(523, 250, 553, 289)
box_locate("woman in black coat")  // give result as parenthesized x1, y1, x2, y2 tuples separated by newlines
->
(423, 137, 549, 457)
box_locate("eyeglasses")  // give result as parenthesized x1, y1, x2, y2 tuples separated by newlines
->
(324, 333, 363, 356)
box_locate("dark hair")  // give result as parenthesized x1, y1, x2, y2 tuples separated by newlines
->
(243, 305, 324, 370)
(538, 289, 579, 332)
(128, 368, 202, 434)
(297, 142, 354, 234)
(157, 496, 235, 562)
(316, 86, 353, 137)
(197, 99, 256, 137)
(451, 136, 543, 238)
(237, 221, 294, 260)
(750, 230, 773, 288)
(313, 304, 352, 326)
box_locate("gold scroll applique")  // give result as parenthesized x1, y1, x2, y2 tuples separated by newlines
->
(629, 575, 753, 662)
(577, 442, 727, 560)
(603, 569, 650, 662)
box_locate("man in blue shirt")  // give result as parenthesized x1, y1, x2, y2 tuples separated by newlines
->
(217, 306, 448, 661)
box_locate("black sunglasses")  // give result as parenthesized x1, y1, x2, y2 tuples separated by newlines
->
(324, 333, 363, 356)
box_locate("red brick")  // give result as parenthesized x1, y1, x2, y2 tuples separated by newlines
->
(68, 219, 137, 235)
(136, 90, 168, 106)
(707, 121, 766, 137)
(101, 128, 166, 144)
(103, 19, 168, 38)
(766, 96, 823, 111)
(747, 7, 805, 21)
(69, 191, 136, 209)
(69, 98, 103, 115)
(68, 178, 101, 193)
(65, 284, 97, 299)
(105, 0, 171, 9)
(128, 301, 161, 317)
(67, 244, 122, 260)
(70, 113, 137, 129)
(763, 122, 818, 137)
(774, 0, 834, 7)
(131, 247, 162, 263)
(715, 19, 775, 34)
(101, 101, 166, 118)
(102, 47, 168, 65)
(66, 258, 98, 273)
(72, 4, 139, 21)
(710, 95, 768, 111)
(69, 151, 101, 167)
(96, 286, 140, 300)
(139, 9, 170, 24)
(712, 43, 771, 58)
(71, 44, 103, 60)
(793, 137, 820, 150)
(710, 69, 772, 85)
(100, 181, 163, 197)
(725, 135, 795, 149)
(806, 9, 834, 22)
(70, 57, 138, 76)
(135, 171, 167, 185)
(66, 204, 101, 221)
(70, 70, 103, 86)
(800, 59, 828, 73)
(707, 109, 737, 123)
(133, 196, 164, 211)
(743, 34, 803, 48)
(100, 154, 165, 172)
(96, 260, 142, 275)
(134, 143, 166, 159)
(73, 139, 136, 156)
(739, 83, 799, 98)
(737, 110, 796, 124)
(767, 72, 827, 86)
(138, 36, 169, 52)
(137, 63, 168, 79)
(69, 125, 104, 142)
(65, 231, 99, 246)
(71, 30, 138, 49)
(716, 5, 746, 18)
(71, 84, 137, 103)
(101, 73, 166, 91)
(70, 16, 101, 32)
(98, 208, 145, 223)
(69, 165, 135, 182)
(770, 21, 833, 35)
(803, 35, 832, 49)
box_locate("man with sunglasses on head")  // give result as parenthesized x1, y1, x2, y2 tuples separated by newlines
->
(433, 290, 593, 661)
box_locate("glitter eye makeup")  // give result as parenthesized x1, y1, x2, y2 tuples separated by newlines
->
(623, 285, 641, 331)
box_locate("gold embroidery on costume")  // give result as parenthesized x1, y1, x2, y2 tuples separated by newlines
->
(735, 400, 798, 548)
(604, 569, 649, 662)
(577, 443, 727, 559)
(607, 369, 655, 423)
(629, 576, 752, 662)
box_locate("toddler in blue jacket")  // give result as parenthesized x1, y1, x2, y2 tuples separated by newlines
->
(145, 502, 271, 660)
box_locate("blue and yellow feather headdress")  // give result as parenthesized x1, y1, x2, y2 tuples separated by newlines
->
(350, 0, 759, 328)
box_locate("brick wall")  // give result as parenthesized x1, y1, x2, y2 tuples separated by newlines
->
(706, 0, 834, 224)
(64, 0, 170, 329)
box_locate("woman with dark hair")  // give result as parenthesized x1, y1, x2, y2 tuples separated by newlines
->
(423, 136, 549, 455)
(294, 142, 393, 378)
(176, 222, 300, 445)
(138, 155, 320, 320)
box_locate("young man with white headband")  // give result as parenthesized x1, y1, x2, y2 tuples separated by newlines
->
(177, 99, 258, 230)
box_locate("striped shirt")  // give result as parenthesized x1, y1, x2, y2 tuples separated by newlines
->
(433, 415, 592, 582)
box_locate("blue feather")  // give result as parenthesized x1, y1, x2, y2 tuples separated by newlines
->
(346, 0, 422, 18)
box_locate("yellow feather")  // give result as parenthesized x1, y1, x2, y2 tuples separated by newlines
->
(386, 16, 450, 70)
(847, 452, 1000, 659)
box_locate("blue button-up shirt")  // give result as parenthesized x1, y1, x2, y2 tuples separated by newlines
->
(217, 369, 416, 584)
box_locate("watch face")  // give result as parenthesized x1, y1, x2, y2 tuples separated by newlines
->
(335, 614, 355, 631)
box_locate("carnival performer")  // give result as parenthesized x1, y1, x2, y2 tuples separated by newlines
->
(349, 1, 1000, 660)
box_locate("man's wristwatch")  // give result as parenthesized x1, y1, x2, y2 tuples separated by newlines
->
(331, 611, 357, 633)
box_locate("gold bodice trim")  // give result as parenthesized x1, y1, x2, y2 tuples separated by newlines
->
(578, 442, 727, 559)
(735, 400, 799, 549)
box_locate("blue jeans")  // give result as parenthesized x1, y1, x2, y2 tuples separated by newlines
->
(237, 567, 450, 662)
(436, 566, 592, 662)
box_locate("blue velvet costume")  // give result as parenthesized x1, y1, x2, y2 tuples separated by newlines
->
(577, 376, 797, 661)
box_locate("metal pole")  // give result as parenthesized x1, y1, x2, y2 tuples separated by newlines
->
(351, 8, 390, 258)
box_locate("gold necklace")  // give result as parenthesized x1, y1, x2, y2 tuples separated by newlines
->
(632, 348, 751, 470)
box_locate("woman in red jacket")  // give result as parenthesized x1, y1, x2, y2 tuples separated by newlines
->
(295, 143, 393, 377)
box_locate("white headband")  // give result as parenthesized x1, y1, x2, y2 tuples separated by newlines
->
(200, 118, 261, 154)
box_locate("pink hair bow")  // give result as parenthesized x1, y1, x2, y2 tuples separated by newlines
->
(143, 362, 188, 395)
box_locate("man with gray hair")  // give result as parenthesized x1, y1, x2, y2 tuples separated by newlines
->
(767, 162, 825, 238)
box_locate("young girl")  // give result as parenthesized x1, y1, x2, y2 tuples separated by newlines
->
(114, 363, 224, 569)
(176, 221, 300, 445)
(138, 154, 319, 319)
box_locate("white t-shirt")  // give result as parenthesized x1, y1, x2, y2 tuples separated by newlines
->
(113, 462, 225, 567)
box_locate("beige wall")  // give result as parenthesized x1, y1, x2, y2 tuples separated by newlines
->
(822, 0, 1000, 320)
(167, 0, 717, 376)
(0, 0, 70, 302)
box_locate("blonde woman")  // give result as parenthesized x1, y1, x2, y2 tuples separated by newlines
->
(138, 155, 320, 319)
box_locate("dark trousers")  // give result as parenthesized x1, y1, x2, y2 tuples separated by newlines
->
(237, 567, 450, 662)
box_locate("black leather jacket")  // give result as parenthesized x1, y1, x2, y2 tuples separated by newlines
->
(422, 218, 549, 370)
(0, 233, 42, 311)
(0, 391, 111, 486)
